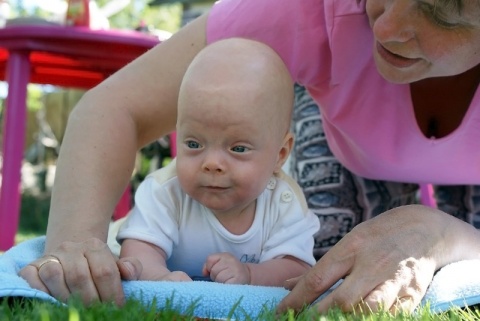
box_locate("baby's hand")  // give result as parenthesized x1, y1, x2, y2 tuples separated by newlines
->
(202, 253, 250, 284)
(159, 271, 192, 282)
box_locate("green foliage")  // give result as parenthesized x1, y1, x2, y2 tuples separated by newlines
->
(106, 2, 182, 33)
(27, 85, 43, 112)
(0, 85, 43, 119)
(18, 191, 50, 236)
(9, 0, 182, 33)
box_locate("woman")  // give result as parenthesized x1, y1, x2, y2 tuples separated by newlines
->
(20, 0, 480, 314)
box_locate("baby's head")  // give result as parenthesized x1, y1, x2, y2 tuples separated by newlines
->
(178, 38, 294, 149)
(176, 38, 294, 215)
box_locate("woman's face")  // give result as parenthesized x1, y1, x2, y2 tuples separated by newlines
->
(366, 0, 480, 83)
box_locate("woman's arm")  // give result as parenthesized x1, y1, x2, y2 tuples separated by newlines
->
(46, 14, 208, 250)
(19, 13, 208, 305)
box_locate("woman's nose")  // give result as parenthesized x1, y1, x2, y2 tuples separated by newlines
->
(372, 0, 415, 43)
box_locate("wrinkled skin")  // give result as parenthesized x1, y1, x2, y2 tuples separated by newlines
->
(19, 238, 143, 305)
(277, 205, 480, 314)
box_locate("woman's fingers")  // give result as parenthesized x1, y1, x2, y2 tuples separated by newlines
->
(35, 256, 72, 302)
(84, 246, 125, 304)
(54, 252, 100, 304)
(312, 257, 435, 314)
(283, 275, 302, 290)
(310, 269, 379, 313)
(390, 297, 417, 315)
(277, 246, 353, 313)
(19, 238, 126, 305)
(20, 256, 66, 296)
(362, 257, 435, 313)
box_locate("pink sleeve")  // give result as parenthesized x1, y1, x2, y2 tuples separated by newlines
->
(206, 0, 333, 87)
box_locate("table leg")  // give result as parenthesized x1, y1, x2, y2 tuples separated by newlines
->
(0, 51, 30, 251)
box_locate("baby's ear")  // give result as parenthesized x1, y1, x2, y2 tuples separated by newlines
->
(274, 132, 294, 173)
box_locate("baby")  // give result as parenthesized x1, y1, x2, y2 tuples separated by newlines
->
(117, 38, 320, 286)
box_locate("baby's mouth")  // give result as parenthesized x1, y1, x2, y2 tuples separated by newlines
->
(204, 185, 228, 190)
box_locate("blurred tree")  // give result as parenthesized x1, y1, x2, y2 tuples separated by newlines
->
(94, 0, 182, 32)
(26, 85, 43, 112)
(9, 0, 182, 33)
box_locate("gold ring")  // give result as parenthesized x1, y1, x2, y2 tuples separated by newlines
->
(37, 258, 61, 270)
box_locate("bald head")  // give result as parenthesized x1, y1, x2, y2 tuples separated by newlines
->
(178, 38, 294, 141)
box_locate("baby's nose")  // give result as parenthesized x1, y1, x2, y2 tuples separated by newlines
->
(202, 154, 225, 173)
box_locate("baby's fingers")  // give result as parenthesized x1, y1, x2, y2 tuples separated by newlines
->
(203, 254, 222, 273)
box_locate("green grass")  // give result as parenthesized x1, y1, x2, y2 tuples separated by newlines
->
(1, 296, 480, 321)
(18, 191, 50, 237)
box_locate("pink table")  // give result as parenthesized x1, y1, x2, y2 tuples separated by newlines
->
(0, 24, 159, 250)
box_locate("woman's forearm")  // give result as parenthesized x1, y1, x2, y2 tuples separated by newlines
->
(44, 14, 208, 252)
(45, 91, 138, 250)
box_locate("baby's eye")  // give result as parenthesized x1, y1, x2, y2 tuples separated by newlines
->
(231, 145, 249, 153)
(186, 140, 201, 149)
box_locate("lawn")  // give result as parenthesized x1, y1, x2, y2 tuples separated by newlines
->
(1, 295, 479, 321)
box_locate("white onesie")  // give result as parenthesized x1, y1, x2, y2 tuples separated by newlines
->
(117, 161, 320, 277)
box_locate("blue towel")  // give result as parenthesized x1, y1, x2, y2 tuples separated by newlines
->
(1, 236, 480, 318)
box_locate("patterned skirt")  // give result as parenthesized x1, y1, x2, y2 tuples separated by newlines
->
(290, 84, 480, 259)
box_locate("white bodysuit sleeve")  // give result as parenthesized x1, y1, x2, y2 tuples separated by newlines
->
(116, 175, 181, 258)
(259, 179, 320, 266)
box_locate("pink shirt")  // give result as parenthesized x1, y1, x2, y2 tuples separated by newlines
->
(207, 0, 480, 185)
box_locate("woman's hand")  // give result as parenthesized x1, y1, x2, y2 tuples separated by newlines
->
(19, 237, 142, 305)
(277, 205, 480, 314)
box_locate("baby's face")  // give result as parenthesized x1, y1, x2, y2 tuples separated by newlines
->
(175, 84, 285, 217)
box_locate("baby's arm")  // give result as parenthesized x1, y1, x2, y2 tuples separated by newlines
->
(203, 253, 309, 286)
(120, 239, 191, 281)
(246, 255, 310, 286)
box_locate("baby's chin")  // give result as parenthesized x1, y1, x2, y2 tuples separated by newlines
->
(198, 197, 253, 216)
(192, 194, 233, 210)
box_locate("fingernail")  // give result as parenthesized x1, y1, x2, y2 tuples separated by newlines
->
(285, 278, 293, 283)
(123, 261, 135, 276)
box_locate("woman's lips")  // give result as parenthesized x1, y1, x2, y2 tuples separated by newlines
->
(376, 42, 421, 68)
